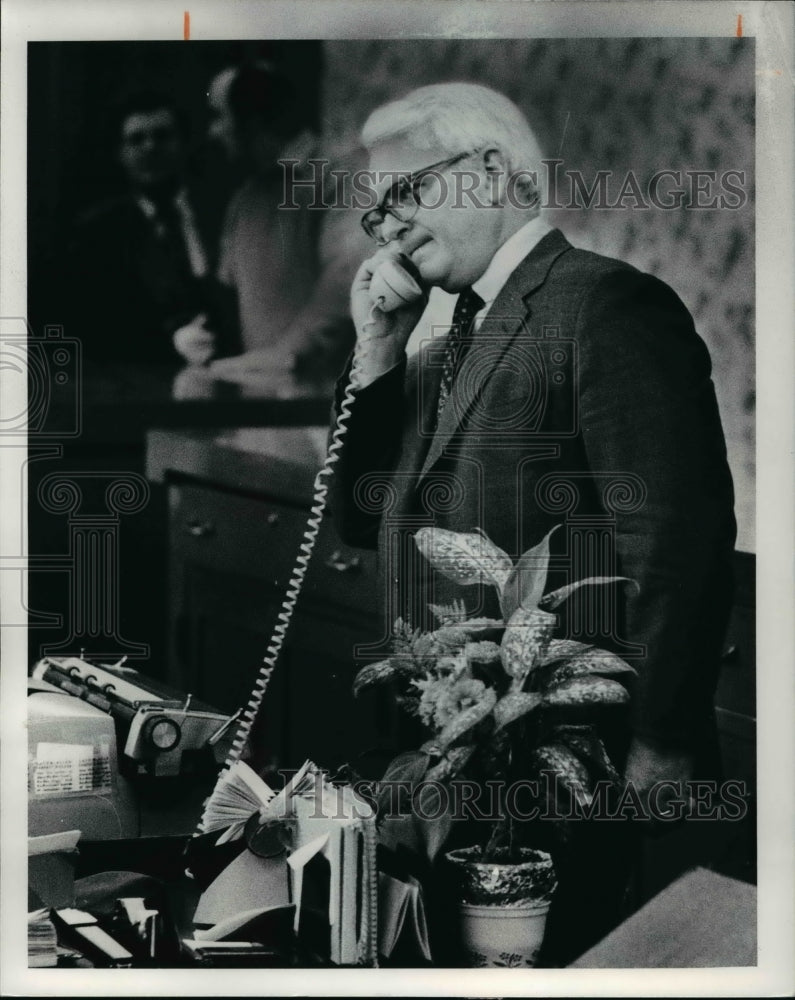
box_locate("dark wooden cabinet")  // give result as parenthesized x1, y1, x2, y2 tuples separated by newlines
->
(166, 476, 397, 775)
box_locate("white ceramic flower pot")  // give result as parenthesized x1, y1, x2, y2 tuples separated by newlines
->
(446, 846, 557, 967)
(459, 900, 551, 968)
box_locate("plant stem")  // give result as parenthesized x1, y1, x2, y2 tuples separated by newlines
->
(483, 821, 504, 861)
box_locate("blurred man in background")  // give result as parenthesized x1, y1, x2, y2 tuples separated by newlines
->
(62, 90, 235, 367)
(175, 62, 366, 386)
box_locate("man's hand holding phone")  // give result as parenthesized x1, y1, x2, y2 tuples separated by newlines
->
(350, 248, 427, 387)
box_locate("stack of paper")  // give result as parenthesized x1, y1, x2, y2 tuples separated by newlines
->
(28, 910, 58, 968)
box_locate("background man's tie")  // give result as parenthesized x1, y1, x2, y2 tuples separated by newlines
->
(436, 286, 485, 423)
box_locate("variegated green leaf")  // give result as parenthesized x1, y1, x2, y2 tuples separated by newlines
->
(553, 725, 621, 784)
(352, 658, 397, 697)
(538, 639, 595, 666)
(499, 525, 560, 620)
(433, 686, 498, 751)
(534, 646, 636, 694)
(541, 659, 594, 691)
(563, 647, 637, 678)
(531, 651, 588, 693)
(493, 692, 542, 731)
(531, 742, 594, 808)
(500, 605, 557, 685)
(543, 674, 630, 708)
(414, 527, 513, 590)
(539, 576, 637, 611)
(435, 618, 504, 644)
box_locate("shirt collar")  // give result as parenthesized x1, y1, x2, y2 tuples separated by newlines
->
(472, 215, 553, 306)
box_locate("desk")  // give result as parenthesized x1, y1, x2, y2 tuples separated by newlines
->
(54, 362, 334, 445)
(27, 362, 333, 668)
(571, 867, 756, 967)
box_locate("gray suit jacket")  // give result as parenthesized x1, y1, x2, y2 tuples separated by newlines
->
(332, 228, 736, 755)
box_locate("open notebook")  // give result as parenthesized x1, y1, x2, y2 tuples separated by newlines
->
(196, 760, 377, 966)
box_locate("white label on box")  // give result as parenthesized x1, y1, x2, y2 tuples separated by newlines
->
(31, 742, 111, 795)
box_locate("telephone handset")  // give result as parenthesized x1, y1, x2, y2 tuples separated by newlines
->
(369, 253, 426, 312)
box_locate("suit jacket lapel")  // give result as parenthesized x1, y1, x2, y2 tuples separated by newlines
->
(418, 228, 572, 482)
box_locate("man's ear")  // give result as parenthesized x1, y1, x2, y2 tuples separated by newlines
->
(482, 147, 509, 205)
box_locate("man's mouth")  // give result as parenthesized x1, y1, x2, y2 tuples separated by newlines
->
(409, 239, 433, 260)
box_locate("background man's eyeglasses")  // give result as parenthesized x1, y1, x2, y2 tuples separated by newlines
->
(361, 151, 475, 245)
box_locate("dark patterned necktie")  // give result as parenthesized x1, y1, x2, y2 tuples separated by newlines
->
(436, 287, 485, 422)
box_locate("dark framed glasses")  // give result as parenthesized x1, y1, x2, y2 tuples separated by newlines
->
(361, 150, 476, 245)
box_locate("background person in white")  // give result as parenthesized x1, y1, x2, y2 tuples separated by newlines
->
(175, 62, 368, 385)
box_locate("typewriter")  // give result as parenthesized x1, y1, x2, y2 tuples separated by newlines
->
(29, 655, 237, 840)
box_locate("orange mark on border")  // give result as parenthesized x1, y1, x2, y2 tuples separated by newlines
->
(184, 11, 191, 40)
(736, 14, 742, 37)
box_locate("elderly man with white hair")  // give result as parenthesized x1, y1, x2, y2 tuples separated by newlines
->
(331, 82, 736, 965)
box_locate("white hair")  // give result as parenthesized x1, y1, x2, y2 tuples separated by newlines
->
(360, 82, 546, 200)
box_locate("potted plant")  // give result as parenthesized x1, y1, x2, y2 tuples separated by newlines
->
(353, 525, 636, 967)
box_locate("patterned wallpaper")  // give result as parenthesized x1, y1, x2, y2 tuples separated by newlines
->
(321, 38, 755, 551)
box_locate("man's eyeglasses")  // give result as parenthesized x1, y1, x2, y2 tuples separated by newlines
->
(361, 151, 475, 245)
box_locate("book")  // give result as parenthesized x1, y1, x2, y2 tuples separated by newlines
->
(200, 759, 317, 844)
(378, 873, 431, 962)
(195, 759, 377, 966)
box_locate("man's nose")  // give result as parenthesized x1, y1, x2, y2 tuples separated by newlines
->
(379, 212, 411, 243)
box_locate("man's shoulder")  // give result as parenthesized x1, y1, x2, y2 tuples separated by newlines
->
(498, 228, 645, 311)
(547, 231, 642, 283)
(538, 229, 682, 308)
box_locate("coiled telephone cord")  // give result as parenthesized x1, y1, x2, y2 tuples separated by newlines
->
(196, 303, 384, 835)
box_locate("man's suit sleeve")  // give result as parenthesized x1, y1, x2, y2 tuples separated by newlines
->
(328, 356, 408, 549)
(573, 268, 736, 752)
